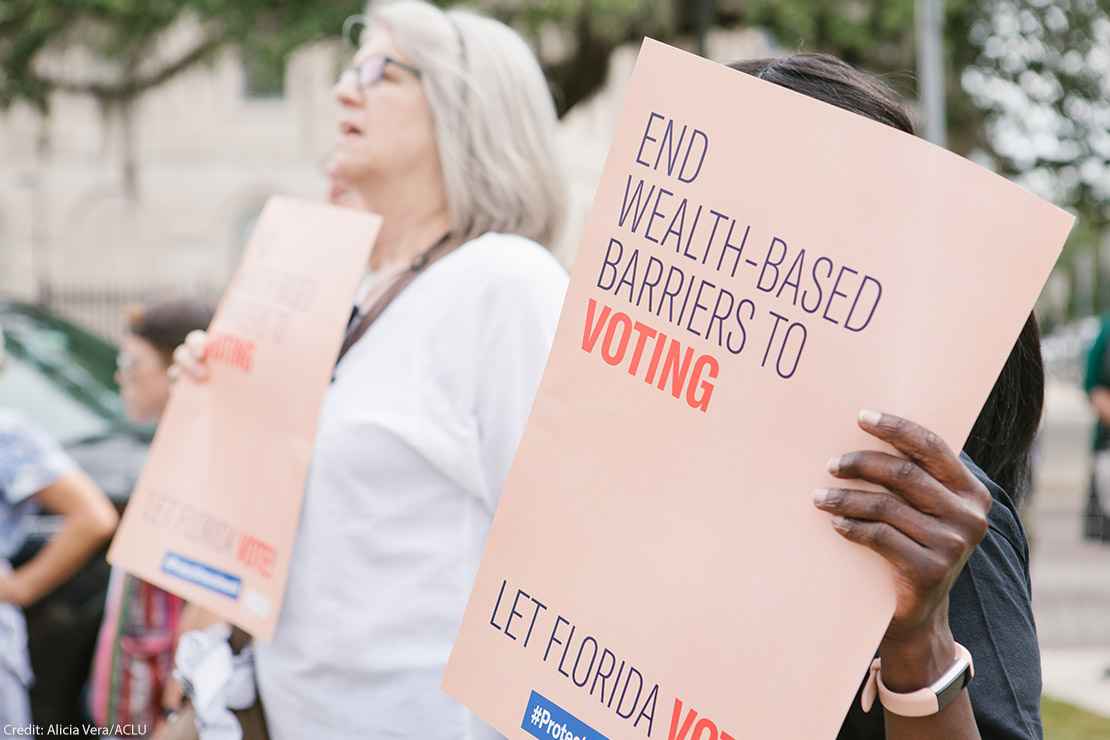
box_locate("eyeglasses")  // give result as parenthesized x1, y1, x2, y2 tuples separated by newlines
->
(338, 54, 422, 94)
(116, 351, 159, 378)
(116, 351, 141, 377)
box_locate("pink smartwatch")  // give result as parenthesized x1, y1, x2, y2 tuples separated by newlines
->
(861, 642, 975, 718)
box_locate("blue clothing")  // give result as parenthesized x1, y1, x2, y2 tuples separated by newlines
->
(0, 409, 74, 724)
(0, 409, 74, 560)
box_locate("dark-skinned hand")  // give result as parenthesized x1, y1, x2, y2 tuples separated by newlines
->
(815, 410, 992, 690)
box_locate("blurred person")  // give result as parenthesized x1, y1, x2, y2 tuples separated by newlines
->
(87, 299, 216, 733)
(1082, 314, 1110, 542)
(171, 1, 567, 738)
(0, 328, 119, 724)
(733, 55, 1045, 739)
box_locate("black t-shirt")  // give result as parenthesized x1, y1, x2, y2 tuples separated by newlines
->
(836, 455, 1043, 739)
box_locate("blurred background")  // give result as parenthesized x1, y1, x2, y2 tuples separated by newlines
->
(0, 0, 1107, 736)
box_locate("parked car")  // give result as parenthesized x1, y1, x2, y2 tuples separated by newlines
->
(0, 300, 149, 726)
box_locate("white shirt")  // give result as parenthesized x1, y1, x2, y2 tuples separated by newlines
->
(254, 233, 567, 739)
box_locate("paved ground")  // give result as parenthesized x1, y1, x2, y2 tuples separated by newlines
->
(1030, 382, 1110, 715)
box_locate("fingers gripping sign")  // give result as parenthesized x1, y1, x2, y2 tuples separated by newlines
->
(814, 410, 992, 643)
(171, 329, 212, 384)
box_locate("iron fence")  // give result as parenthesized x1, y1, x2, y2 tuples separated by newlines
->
(38, 282, 223, 342)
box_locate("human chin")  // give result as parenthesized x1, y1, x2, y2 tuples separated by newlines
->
(123, 398, 150, 425)
(330, 147, 376, 182)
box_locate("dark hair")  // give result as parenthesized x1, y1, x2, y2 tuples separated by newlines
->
(730, 53, 1043, 502)
(126, 298, 214, 366)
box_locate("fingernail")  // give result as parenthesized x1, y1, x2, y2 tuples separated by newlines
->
(826, 456, 842, 475)
(859, 409, 882, 426)
(813, 488, 831, 505)
(832, 516, 850, 532)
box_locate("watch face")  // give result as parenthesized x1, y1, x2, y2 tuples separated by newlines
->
(935, 664, 974, 712)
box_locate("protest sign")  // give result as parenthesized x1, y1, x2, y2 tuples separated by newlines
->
(108, 196, 379, 640)
(443, 39, 1073, 739)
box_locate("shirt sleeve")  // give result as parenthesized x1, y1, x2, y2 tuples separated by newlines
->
(472, 250, 567, 509)
(0, 413, 76, 505)
(1084, 318, 1108, 394)
(947, 471, 1043, 740)
(837, 460, 1043, 740)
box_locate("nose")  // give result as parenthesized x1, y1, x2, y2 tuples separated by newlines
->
(334, 69, 362, 108)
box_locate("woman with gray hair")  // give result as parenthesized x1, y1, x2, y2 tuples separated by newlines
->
(172, 2, 568, 737)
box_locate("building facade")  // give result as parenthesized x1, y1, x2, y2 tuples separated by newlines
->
(0, 21, 768, 338)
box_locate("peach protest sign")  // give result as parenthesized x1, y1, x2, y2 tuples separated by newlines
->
(443, 40, 1072, 739)
(108, 196, 378, 640)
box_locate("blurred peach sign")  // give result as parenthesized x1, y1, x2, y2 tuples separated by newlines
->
(108, 196, 379, 640)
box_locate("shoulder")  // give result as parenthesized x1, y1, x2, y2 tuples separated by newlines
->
(0, 410, 56, 455)
(1089, 316, 1110, 355)
(1088, 319, 1108, 353)
(435, 232, 568, 320)
(0, 411, 73, 504)
(443, 232, 567, 290)
(961, 453, 1029, 567)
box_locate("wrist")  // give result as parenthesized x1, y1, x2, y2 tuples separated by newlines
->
(1, 573, 31, 607)
(879, 619, 957, 692)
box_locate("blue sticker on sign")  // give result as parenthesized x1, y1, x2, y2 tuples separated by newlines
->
(522, 691, 608, 740)
(161, 552, 241, 599)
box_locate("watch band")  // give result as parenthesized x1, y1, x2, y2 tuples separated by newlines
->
(861, 642, 974, 718)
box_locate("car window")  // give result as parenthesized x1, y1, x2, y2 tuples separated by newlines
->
(0, 354, 112, 444)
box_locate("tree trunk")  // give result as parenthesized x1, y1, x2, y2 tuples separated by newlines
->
(1062, 254, 1078, 322)
(120, 98, 138, 200)
(32, 115, 51, 305)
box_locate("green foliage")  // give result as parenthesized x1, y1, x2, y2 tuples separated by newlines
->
(0, 0, 362, 111)
(965, 0, 1110, 217)
(737, 0, 979, 140)
(0, 0, 698, 116)
(736, 0, 1109, 319)
(3, 0, 1103, 315)
(961, 0, 1110, 315)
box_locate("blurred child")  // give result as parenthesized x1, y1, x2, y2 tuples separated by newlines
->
(88, 300, 216, 733)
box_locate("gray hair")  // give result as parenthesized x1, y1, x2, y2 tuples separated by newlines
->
(362, 1, 567, 248)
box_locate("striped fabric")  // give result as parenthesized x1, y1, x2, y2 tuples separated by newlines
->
(89, 568, 185, 731)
